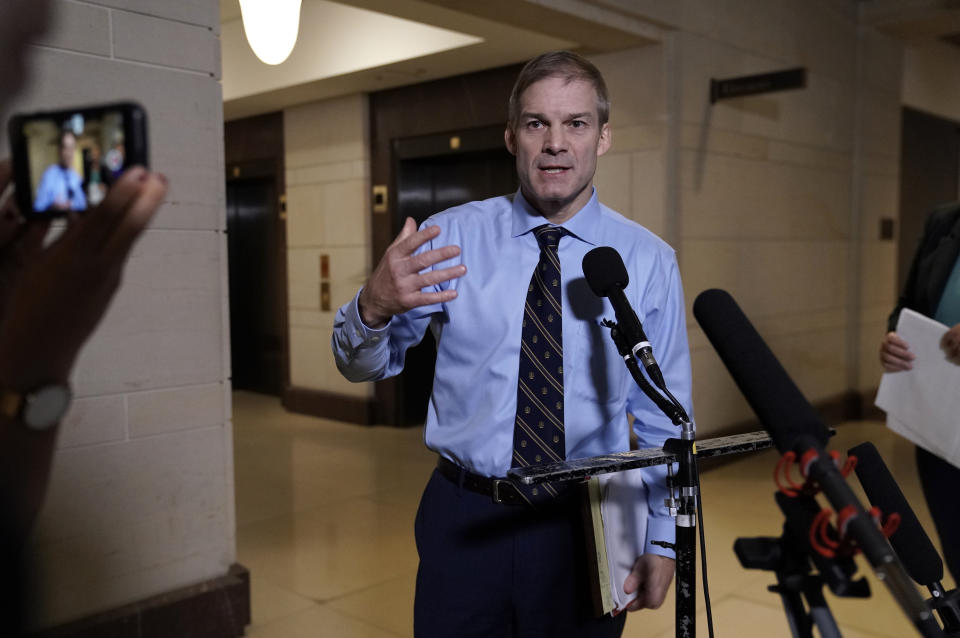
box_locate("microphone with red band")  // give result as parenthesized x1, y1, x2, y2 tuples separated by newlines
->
(693, 288, 939, 634)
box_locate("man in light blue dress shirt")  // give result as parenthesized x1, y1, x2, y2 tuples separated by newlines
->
(33, 130, 87, 213)
(332, 51, 692, 637)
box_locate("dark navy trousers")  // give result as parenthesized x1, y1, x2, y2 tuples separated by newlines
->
(413, 468, 627, 638)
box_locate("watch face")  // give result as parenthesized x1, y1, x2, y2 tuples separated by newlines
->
(24, 384, 72, 430)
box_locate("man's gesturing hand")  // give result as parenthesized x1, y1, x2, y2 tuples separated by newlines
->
(358, 217, 465, 328)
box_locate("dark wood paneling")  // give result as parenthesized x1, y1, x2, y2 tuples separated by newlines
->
(898, 107, 960, 292)
(224, 112, 289, 394)
(225, 112, 284, 165)
(31, 565, 250, 638)
(369, 64, 523, 426)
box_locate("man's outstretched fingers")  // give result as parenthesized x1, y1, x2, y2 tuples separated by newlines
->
(409, 244, 462, 272)
(418, 264, 467, 289)
(395, 222, 444, 258)
(390, 217, 421, 249)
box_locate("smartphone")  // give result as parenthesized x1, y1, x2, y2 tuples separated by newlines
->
(7, 102, 148, 218)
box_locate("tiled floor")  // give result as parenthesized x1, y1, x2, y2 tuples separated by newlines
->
(234, 391, 954, 637)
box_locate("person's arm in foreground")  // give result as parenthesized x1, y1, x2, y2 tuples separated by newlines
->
(0, 161, 167, 537)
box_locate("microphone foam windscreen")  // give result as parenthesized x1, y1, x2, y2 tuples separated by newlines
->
(582, 246, 629, 298)
(849, 442, 943, 586)
(692, 289, 830, 453)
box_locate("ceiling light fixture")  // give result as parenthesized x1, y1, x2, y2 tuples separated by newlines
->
(239, 0, 302, 65)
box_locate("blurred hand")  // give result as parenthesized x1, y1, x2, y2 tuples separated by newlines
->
(357, 216, 465, 328)
(880, 331, 914, 372)
(619, 553, 675, 614)
(943, 324, 960, 364)
(0, 163, 167, 391)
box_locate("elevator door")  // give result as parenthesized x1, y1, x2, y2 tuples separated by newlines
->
(227, 176, 285, 395)
(394, 147, 518, 425)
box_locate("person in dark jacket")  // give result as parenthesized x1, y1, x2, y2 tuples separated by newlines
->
(881, 201, 960, 582)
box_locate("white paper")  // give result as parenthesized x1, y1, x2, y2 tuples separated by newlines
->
(875, 308, 960, 467)
(597, 469, 648, 611)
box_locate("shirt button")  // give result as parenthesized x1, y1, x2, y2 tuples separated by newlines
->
(371, 336, 381, 343)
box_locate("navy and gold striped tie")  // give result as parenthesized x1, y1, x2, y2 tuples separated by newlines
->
(512, 225, 566, 503)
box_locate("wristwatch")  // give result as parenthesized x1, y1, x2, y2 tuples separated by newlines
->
(0, 383, 72, 431)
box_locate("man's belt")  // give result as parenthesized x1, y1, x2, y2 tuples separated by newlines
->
(436, 456, 530, 506)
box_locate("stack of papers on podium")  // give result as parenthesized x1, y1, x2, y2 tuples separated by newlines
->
(583, 468, 647, 616)
(875, 308, 960, 468)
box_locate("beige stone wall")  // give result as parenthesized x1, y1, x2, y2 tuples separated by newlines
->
(592, 47, 669, 239)
(4, 0, 232, 629)
(284, 94, 372, 399)
(666, 1, 901, 434)
(855, 29, 903, 395)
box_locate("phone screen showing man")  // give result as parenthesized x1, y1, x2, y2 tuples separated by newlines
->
(23, 109, 128, 214)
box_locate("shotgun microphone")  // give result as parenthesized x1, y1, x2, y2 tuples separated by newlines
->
(849, 442, 960, 632)
(849, 442, 943, 586)
(693, 289, 938, 634)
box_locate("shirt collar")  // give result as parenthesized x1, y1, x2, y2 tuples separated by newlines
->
(509, 187, 603, 246)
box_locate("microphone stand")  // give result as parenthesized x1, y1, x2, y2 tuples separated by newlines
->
(604, 320, 701, 638)
(735, 491, 871, 638)
(508, 327, 777, 637)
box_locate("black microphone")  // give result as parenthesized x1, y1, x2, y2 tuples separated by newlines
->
(693, 289, 937, 633)
(582, 247, 660, 381)
(691, 288, 829, 454)
(849, 442, 943, 586)
(850, 442, 960, 632)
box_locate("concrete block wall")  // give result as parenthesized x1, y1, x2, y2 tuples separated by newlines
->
(4, 0, 232, 629)
(592, 47, 670, 239)
(284, 94, 371, 399)
(854, 28, 903, 395)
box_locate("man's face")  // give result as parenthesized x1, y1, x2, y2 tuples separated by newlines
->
(505, 76, 611, 222)
(59, 134, 76, 168)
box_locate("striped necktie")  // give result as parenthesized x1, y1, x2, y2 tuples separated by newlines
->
(512, 224, 566, 503)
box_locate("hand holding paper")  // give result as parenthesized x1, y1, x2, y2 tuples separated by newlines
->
(875, 309, 960, 468)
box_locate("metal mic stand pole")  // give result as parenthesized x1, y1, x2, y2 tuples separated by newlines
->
(604, 321, 700, 638)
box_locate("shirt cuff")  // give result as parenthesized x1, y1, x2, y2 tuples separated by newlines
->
(343, 288, 391, 350)
(644, 515, 676, 560)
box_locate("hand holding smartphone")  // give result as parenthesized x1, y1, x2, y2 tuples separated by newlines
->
(6, 102, 148, 219)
